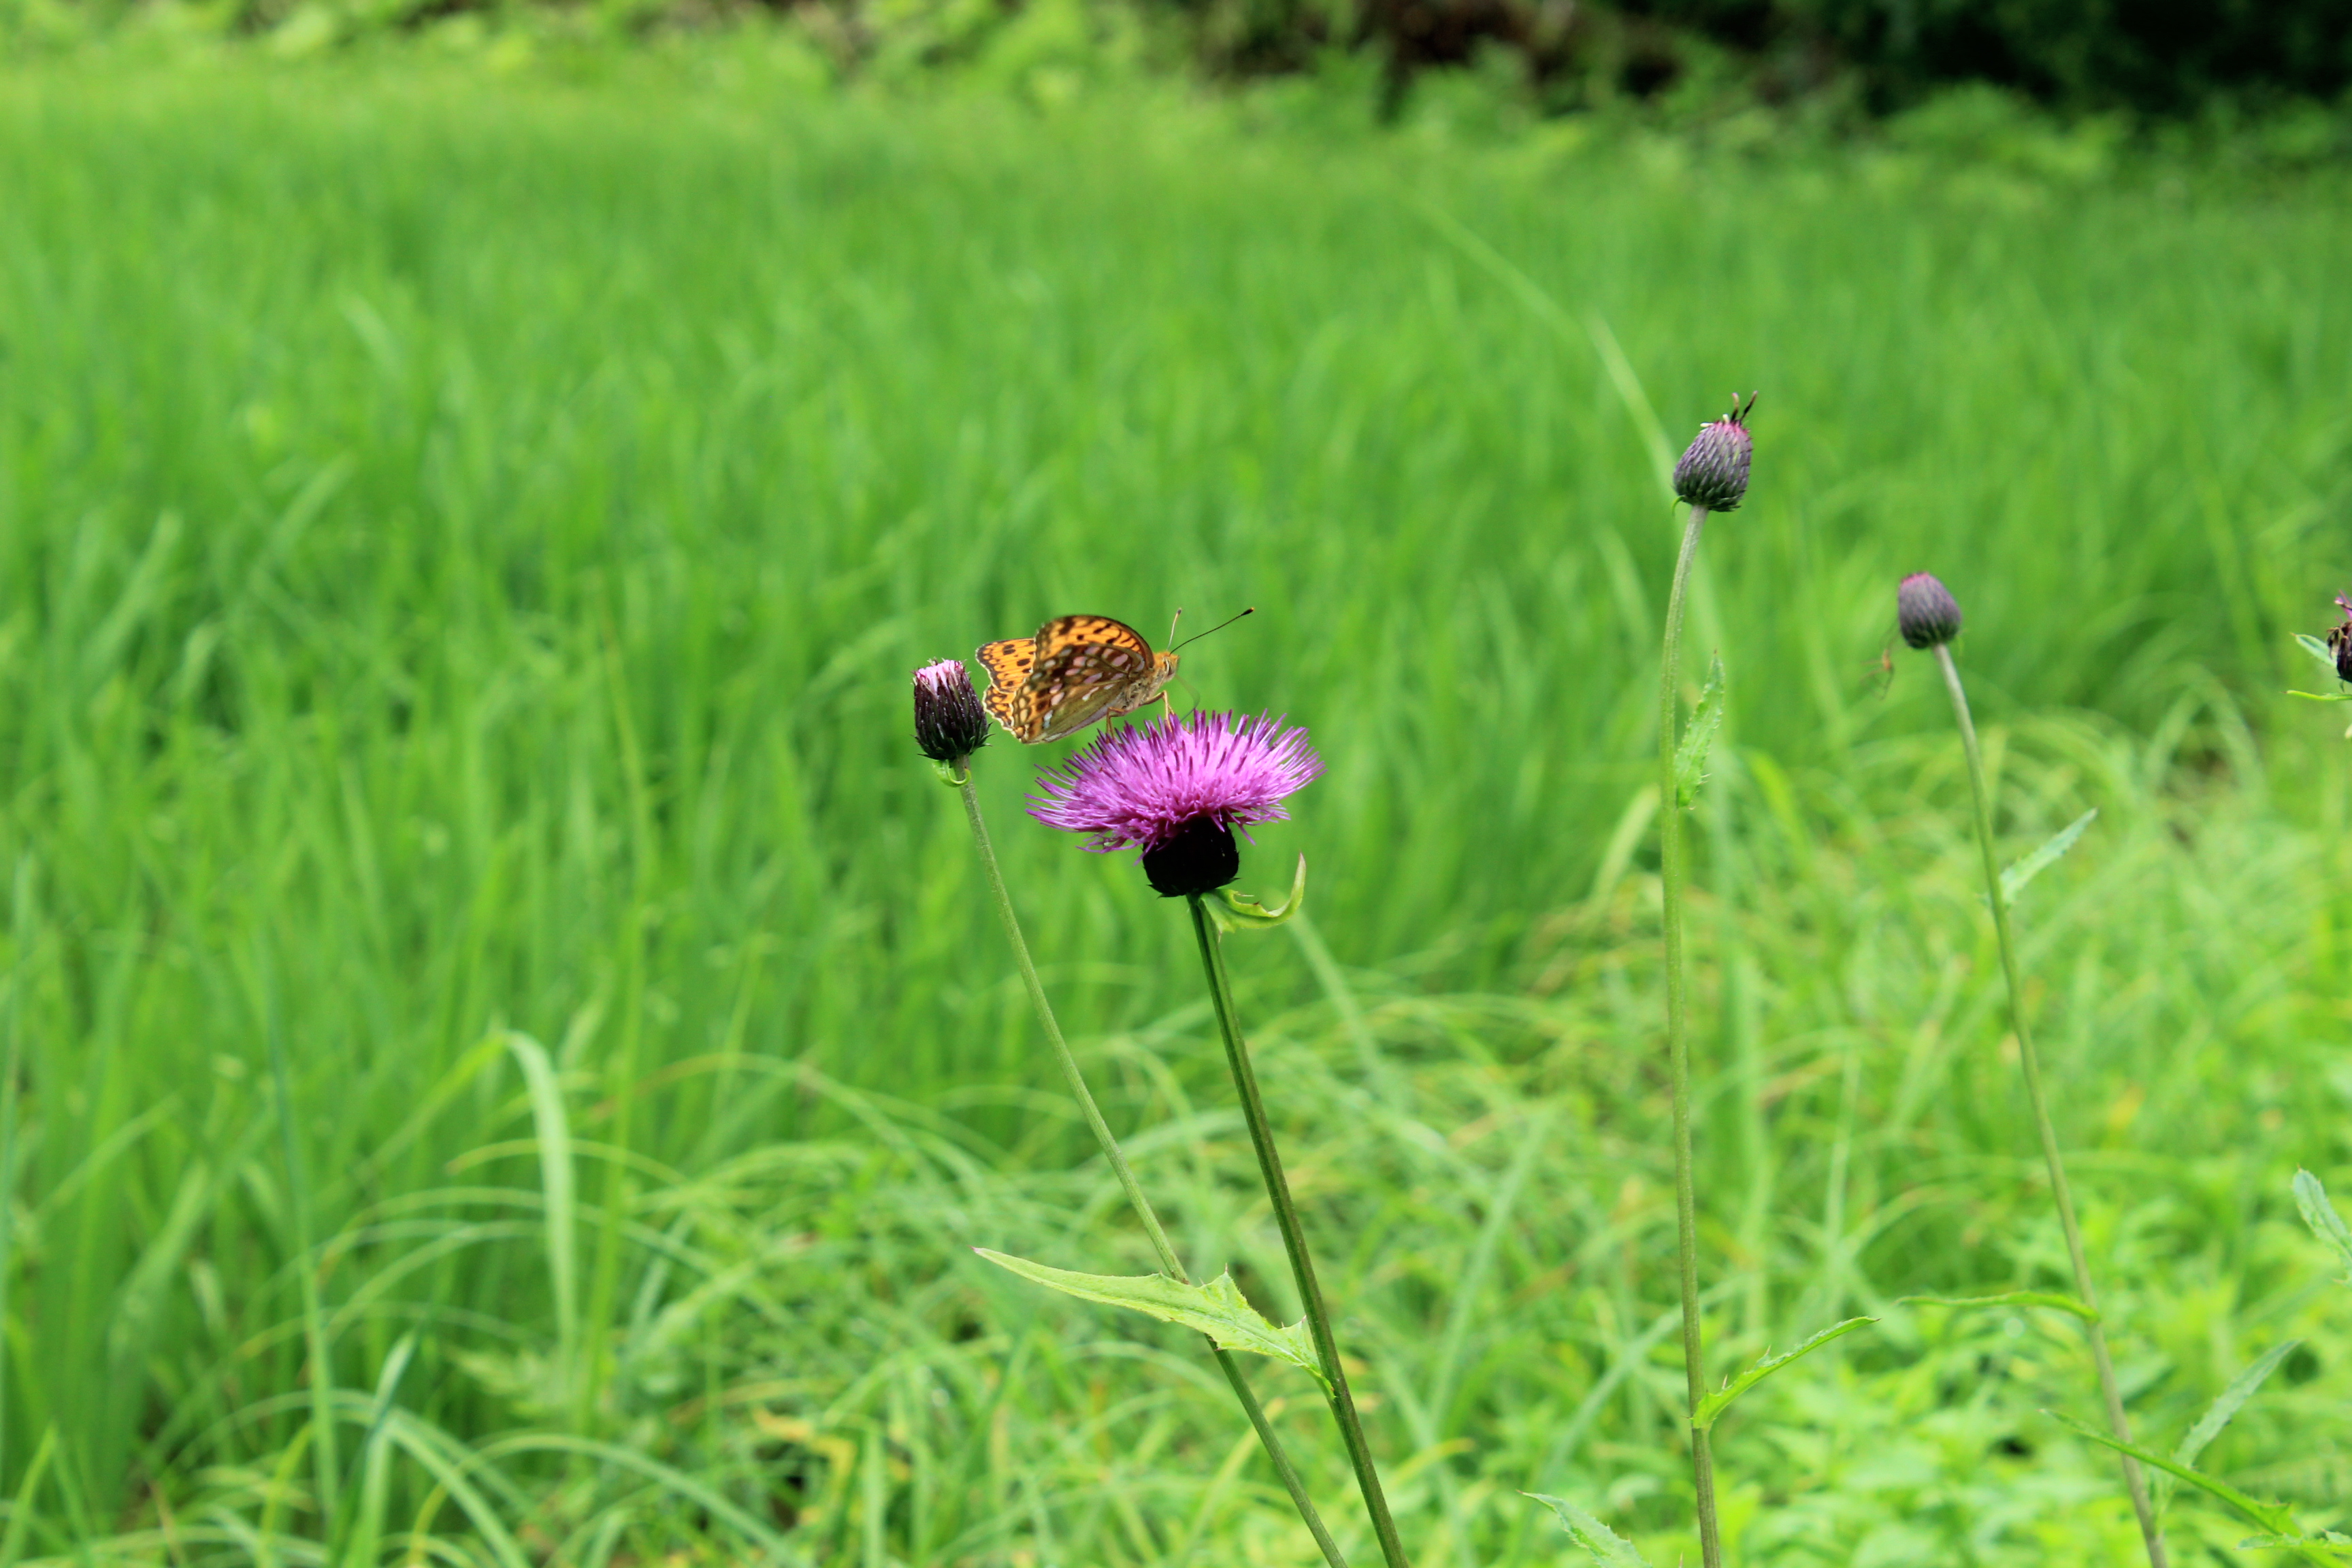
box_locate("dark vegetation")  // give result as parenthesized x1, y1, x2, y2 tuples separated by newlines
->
(12, 0, 2351, 122)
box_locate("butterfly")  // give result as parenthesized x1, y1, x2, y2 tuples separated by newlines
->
(976, 615, 1180, 744)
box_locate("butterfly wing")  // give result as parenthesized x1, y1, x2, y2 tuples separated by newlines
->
(1032, 615, 1152, 661)
(975, 638, 1038, 734)
(1017, 616, 1158, 742)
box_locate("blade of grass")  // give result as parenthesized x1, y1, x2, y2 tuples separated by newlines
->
(0, 1428, 56, 1568)
(504, 1032, 579, 1404)
(263, 938, 340, 1544)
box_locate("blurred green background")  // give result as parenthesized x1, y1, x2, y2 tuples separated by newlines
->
(1, 48, 2349, 1565)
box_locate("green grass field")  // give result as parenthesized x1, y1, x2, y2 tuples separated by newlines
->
(1, 47, 2350, 1564)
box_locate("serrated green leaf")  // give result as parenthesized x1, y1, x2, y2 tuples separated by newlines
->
(2176, 1339, 2300, 1473)
(1672, 652, 1726, 810)
(2296, 634, 2342, 674)
(1524, 1493, 1652, 1567)
(2051, 1411, 2304, 1539)
(1900, 1290, 2099, 1322)
(1998, 809, 2095, 907)
(1211, 854, 1307, 933)
(974, 1250, 1328, 1389)
(2287, 689, 2352, 703)
(1690, 1318, 1876, 1431)
(2296, 1170, 2352, 1280)
(2239, 1533, 2352, 1553)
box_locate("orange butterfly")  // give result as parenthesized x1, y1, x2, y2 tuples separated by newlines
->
(976, 615, 1179, 745)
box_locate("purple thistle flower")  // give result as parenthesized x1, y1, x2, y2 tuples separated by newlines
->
(1029, 711, 1324, 897)
(912, 658, 991, 764)
(1897, 572, 1964, 650)
(1671, 394, 1757, 513)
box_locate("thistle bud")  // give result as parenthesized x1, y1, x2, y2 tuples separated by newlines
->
(913, 659, 990, 765)
(1671, 395, 1756, 512)
(1897, 572, 1963, 650)
(2330, 594, 2352, 682)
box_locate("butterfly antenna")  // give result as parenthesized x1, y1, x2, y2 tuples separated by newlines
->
(1167, 607, 1183, 647)
(1170, 606, 1255, 652)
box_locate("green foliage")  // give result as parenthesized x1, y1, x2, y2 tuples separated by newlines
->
(1996, 807, 2094, 907)
(1527, 1491, 1653, 1565)
(1899, 1290, 2097, 1320)
(2297, 1170, 2352, 1278)
(2174, 1339, 2300, 1475)
(1688, 1316, 1874, 1431)
(0, 54, 2345, 1563)
(2051, 1413, 2315, 1548)
(1670, 651, 1726, 810)
(974, 1249, 1330, 1386)
(1209, 854, 1311, 932)
(2289, 636, 2352, 704)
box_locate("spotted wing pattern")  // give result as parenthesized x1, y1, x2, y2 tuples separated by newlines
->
(1013, 617, 1156, 743)
(978, 615, 1177, 744)
(975, 637, 1039, 732)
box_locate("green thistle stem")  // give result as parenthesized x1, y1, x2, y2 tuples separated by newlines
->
(1188, 894, 1411, 1568)
(1656, 504, 1723, 1568)
(1931, 647, 2168, 1568)
(952, 765, 1350, 1568)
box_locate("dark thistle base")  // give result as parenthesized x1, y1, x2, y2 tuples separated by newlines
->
(1143, 817, 1240, 898)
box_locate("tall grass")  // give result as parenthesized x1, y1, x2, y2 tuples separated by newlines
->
(0, 49, 2347, 1561)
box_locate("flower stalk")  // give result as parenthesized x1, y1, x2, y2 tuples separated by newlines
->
(949, 759, 1350, 1568)
(1656, 504, 1724, 1568)
(1186, 894, 1411, 1568)
(1929, 644, 2168, 1568)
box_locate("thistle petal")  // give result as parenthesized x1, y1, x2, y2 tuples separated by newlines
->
(1028, 711, 1324, 867)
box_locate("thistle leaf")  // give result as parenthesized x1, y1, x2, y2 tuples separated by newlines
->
(1900, 1290, 2098, 1322)
(1999, 809, 2095, 907)
(973, 1250, 1328, 1389)
(2051, 1412, 2302, 1535)
(1690, 1317, 1876, 1431)
(1524, 1493, 1652, 1567)
(1672, 653, 1727, 810)
(2295, 633, 2342, 674)
(1211, 854, 1308, 934)
(2237, 1534, 2352, 1552)
(2294, 1170, 2352, 1280)
(2172, 1340, 2300, 1480)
